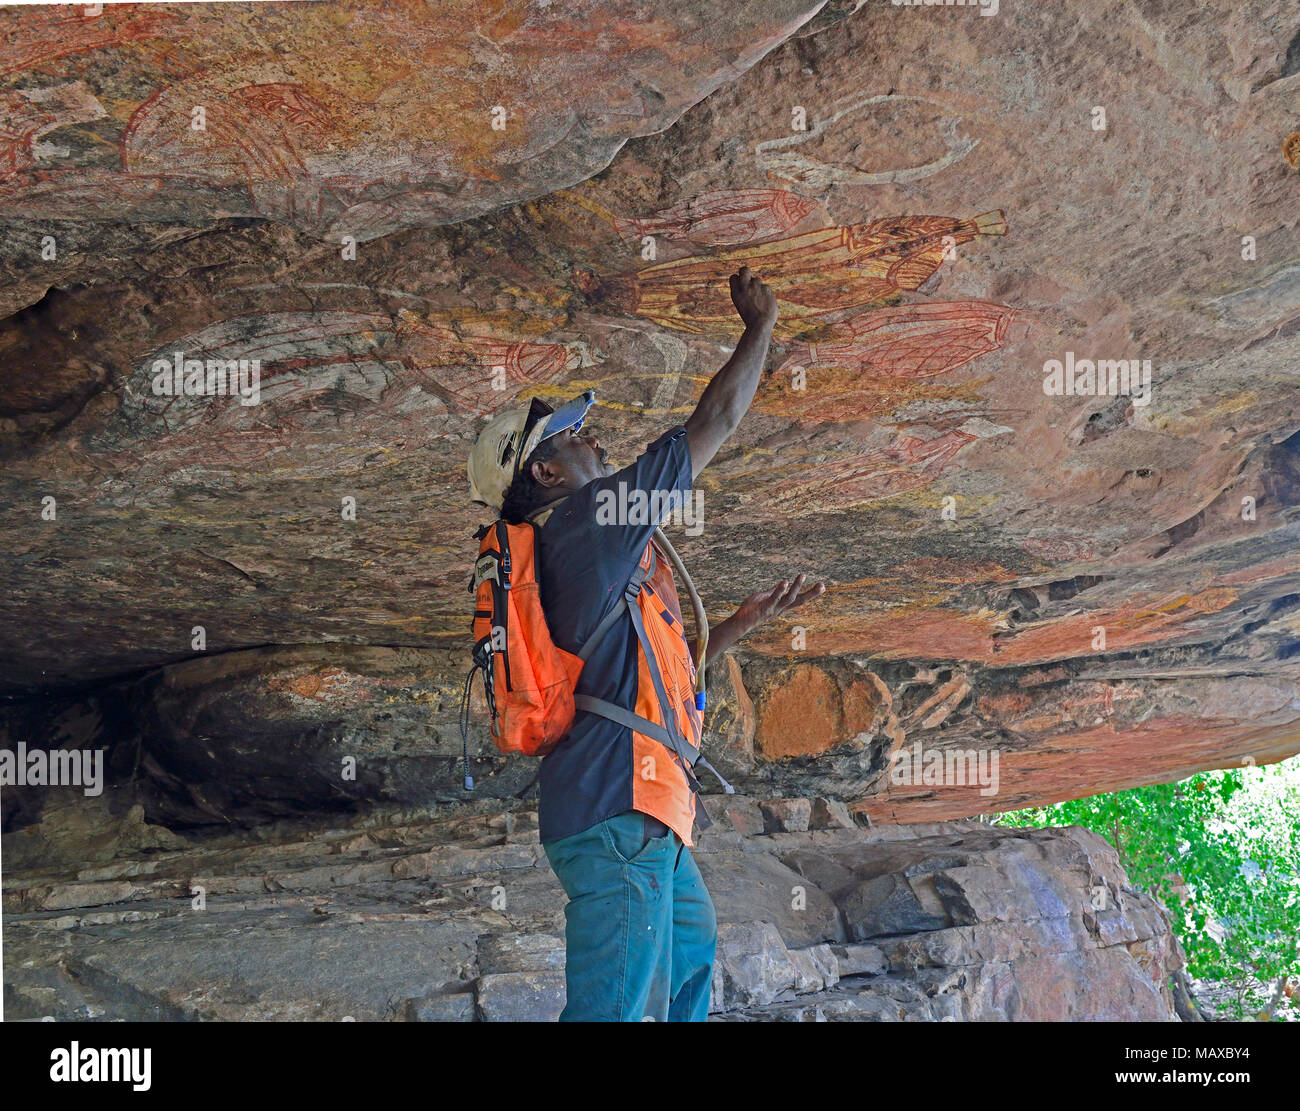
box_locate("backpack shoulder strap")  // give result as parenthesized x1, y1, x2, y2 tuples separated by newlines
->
(573, 540, 702, 768)
(576, 545, 654, 662)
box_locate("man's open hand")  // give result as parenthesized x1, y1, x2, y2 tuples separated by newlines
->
(729, 265, 778, 329)
(731, 573, 825, 635)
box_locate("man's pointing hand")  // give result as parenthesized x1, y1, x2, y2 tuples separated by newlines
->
(732, 573, 826, 634)
(729, 265, 778, 329)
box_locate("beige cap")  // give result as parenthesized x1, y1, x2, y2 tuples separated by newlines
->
(466, 390, 596, 514)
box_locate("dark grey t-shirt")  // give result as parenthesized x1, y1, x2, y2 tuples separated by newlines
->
(534, 424, 694, 844)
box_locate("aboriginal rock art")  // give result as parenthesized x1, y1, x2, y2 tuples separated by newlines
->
(723, 429, 978, 521)
(396, 314, 586, 417)
(102, 376, 451, 499)
(0, 168, 165, 220)
(755, 93, 981, 189)
(97, 311, 582, 495)
(774, 300, 1015, 378)
(1048, 681, 1144, 725)
(121, 311, 581, 426)
(1019, 536, 1099, 564)
(0, 0, 841, 244)
(0, 5, 180, 78)
(123, 81, 341, 221)
(1, 0, 1297, 841)
(103, 312, 407, 487)
(596, 211, 1008, 336)
(121, 312, 395, 432)
(0, 84, 106, 176)
(975, 683, 1148, 734)
(609, 187, 820, 248)
(0, 97, 65, 176)
(757, 300, 1015, 422)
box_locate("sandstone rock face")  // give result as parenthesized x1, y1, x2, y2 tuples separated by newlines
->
(0, 0, 833, 314)
(2, 799, 1184, 1022)
(2, 0, 1299, 826)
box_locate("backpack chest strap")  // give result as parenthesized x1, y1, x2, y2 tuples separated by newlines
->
(572, 694, 699, 766)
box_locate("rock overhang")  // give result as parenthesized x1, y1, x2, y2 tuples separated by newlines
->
(0, 0, 1297, 823)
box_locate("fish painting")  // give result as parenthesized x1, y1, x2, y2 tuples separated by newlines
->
(599, 211, 1008, 335)
(100, 308, 582, 497)
(610, 188, 819, 248)
(774, 300, 1016, 380)
(125, 311, 581, 429)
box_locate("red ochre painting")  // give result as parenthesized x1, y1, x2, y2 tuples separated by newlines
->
(609, 187, 820, 248)
(134, 310, 581, 422)
(597, 209, 1008, 336)
(0, 5, 181, 78)
(591, 196, 1014, 498)
(773, 300, 1014, 380)
(397, 315, 585, 416)
(123, 81, 338, 184)
(590, 192, 1015, 425)
(122, 80, 346, 222)
(757, 299, 1016, 421)
(2, 2, 837, 239)
(718, 429, 979, 522)
(102, 310, 582, 490)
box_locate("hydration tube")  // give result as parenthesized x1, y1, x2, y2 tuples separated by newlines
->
(651, 525, 707, 711)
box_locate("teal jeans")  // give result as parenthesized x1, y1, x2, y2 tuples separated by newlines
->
(542, 809, 717, 1022)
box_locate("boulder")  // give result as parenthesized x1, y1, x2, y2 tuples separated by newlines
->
(3, 810, 1183, 1022)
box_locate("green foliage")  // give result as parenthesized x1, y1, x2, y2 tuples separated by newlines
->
(998, 758, 1300, 1020)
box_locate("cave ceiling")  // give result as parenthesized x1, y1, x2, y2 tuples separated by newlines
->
(1, 0, 1298, 819)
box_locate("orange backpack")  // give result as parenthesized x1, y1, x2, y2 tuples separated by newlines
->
(460, 520, 583, 782)
(458, 516, 732, 802)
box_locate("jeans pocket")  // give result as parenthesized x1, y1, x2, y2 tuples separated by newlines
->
(602, 811, 673, 866)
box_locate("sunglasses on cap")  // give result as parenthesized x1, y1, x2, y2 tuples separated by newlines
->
(510, 389, 596, 477)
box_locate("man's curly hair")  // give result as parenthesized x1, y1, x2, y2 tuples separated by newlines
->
(499, 434, 562, 524)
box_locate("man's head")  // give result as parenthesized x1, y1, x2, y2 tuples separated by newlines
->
(467, 390, 612, 522)
(499, 420, 612, 523)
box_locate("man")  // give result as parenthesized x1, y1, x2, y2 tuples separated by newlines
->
(465, 265, 825, 1021)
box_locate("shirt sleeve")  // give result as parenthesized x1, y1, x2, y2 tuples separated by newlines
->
(568, 424, 694, 577)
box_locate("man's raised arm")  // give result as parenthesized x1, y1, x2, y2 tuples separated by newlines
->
(684, 266, 777, 482)
(679, 267, 825, 659)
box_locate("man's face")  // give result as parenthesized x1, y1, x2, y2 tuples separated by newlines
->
(530, 424, 612, 493)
